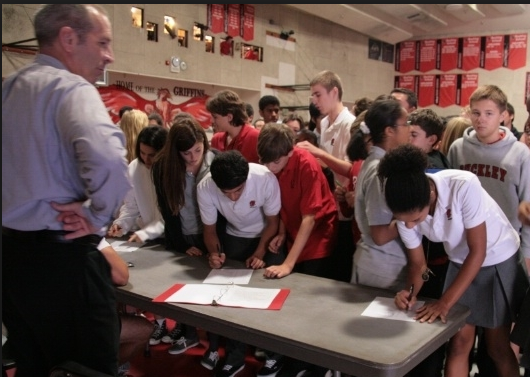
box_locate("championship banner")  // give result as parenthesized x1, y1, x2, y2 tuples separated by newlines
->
(418, 39, 437, 72)
(458, 73, 479, 107)
(437, 74, 458, 108)
(394, 75, 417, 93)
(460, 36, 481, 71)
(241, 4, 254, 41)
(226, 4, 241, 37)
(481, 35, 503, 71)
(438, 37, 459, 72)
(418, 75, 436, 107)
(504, 33, 527, 70)
(395, 41, 417, 73)
(207, 4, 225, 34)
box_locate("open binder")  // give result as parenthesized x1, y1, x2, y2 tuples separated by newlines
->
(153, 283, 290, 310)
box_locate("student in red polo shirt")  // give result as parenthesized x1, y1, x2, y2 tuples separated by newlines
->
(207, 90, 260, 163)
(256, 122, 338, 377)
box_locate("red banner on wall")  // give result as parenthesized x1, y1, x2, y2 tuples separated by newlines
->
(458, 73, 479, 106)
(226, 4, 241, 37)
(437, 74, 458, 107)
(482, 35, 504, 71)
(505, 33, 527, 70)
(207, 4, 225, 34)
(418, 75, 436, 107)
(394, 75, 417, 93)
(460, 36, 481, 71)
(241, 4, 254, 41)
(396, 41, 417, 73)
(419, 39, 437, 72)
(438, 37, 459, 72)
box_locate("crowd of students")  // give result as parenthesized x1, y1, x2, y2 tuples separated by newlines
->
(104, 78, 530, 377)
(3, 5, 529, 377)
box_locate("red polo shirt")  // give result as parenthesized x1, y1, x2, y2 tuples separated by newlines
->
(210, 124, 259, 163)
(276, 147, 338, 262)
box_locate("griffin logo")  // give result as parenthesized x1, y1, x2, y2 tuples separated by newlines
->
(249, 200, 256, 208)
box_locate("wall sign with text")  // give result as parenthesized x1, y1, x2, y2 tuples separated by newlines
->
(395, 33, 527, 73)
(97, 75, 211, 129)
(394, 73, 479, 108)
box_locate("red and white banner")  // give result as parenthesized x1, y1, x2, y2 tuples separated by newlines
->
(395, 41, 417, 73)
(395, 73, 478, 108)
(458, 73, 479, 107)
(505, 33, 527, 70)
(226, 4, 241, 37)
(394, 75, 417, 93)
(418, 75, 436, 107)
(460, 36, 481, 71)
(97, 74, 212, 129)
(396, 33, 527, 73)
(418, 39, 437, 72)
(481, 35, 504, 71)
(437, 74, 458, 108)
(438, 37, 459, 72)
(207, 4, 225, 34)
(241, 4, 254, 41)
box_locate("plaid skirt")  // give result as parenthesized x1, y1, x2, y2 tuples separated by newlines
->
(444, 251, 529, 328)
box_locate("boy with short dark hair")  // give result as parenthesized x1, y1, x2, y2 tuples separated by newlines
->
(197, 150, 282, 377)
(408, 108, 451, 170)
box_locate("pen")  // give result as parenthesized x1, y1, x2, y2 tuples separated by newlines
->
(217, 243, 224, 265)
(407, 284, 414, 301)
(335, 179, 343, 188)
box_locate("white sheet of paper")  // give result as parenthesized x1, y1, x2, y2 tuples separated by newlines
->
(203, 268, 253, 285)
(361, 296, 425, 322)
(109, 240, 145, 253)
(164, 284, 281, 309)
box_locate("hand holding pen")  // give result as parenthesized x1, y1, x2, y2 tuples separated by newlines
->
(208, 243, 226, 269)
(394, 283, 415, 310)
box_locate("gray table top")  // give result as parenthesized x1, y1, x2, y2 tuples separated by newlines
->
(116, 243, 469, 377)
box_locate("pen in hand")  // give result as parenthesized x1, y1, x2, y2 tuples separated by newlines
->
(407, 284, 414, 309)
(217, 243, 224, 266)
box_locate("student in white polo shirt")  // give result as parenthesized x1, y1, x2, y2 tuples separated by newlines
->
(378, 144, 528, 377)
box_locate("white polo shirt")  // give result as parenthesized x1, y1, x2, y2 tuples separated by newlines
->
(197, 163, 281, 238)
(397, 170, 520, 266)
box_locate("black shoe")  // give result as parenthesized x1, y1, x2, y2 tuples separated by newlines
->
(149, 319, 168, 345)
(215, 363, 245, 377)
(257, 356, 284, 377)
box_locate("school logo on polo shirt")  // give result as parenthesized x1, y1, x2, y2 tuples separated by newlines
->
(446, 208, 452, 220)
(249, 200, 256, 208)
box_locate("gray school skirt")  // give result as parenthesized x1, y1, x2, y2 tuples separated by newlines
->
(444, 251, 529, 328)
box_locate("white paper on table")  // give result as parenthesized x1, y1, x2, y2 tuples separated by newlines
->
(109, 240, 145, 252)
(361, 296, 425, 322)
(161, 283, 283, 309)
(203, 269, 253, 285)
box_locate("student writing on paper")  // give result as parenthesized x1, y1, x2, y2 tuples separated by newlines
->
(107, 125, 171, 350)
(197, 150, 283, 377)
(257, 123, 338, 377)
(108, 125, 168, 243)
(151, 115, 216, 359)
(378, 144, 528, 377)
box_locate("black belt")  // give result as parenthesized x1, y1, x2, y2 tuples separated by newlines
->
(2, 227, 102, 245)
